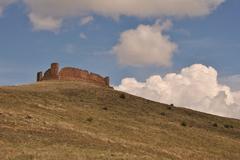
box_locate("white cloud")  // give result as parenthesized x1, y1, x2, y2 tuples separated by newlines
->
(80, 32, 87, 39)
(0, 0, 16, 16)
(115, 64, 240, 119)
(22, 0, 224, 31)
(113, 20, 177, 67)
(80, 16, 94, 26)
(233, 91, 240, 105)
(29, 13, 62, 31)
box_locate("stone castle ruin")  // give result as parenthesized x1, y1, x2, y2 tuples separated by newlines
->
(37, 63, 110, 87)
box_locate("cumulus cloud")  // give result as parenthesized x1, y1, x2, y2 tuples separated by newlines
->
(22, 0, 224, 31)
(115, 64, 240, 119)
(113, 20, 177, 67)
(0, 0, 16, 16)
(80, 16, 94, 26)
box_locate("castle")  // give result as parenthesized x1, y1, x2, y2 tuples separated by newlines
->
(37, 63, 110, 87)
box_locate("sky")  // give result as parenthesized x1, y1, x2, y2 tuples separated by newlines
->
(0, 0, 240, 119)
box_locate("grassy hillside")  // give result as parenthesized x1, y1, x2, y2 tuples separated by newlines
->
(0, 81, 240, 160)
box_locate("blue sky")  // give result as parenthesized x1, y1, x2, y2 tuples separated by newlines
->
(0, 0, 239, 86)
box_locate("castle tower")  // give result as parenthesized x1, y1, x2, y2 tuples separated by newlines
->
(37, 72, 43, 82)
(50, 63, 59, 80)
(104, 77, 110, 86)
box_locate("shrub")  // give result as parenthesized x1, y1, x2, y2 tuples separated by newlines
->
(119, 93, 126, 99)
(213, 123, 218, 127)
(167, 106, 172, 110)
(160, 112, 166, 116)
(86, 117, 93, 122)
(25, 115, 32, 119)
(224, 124, 233, 129)
(181, 122, 187, 127)
(170, 104, 174, 107)
(102, 107, 108, 110)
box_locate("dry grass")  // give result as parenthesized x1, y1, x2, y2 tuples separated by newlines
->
(0, 81, 240, 160)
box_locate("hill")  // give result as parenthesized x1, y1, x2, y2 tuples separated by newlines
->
(0, 81, 240, 160)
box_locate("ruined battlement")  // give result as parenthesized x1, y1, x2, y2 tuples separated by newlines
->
(37, 63, 110, 87)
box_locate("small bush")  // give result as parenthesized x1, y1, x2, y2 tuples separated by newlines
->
(25, 115, 32, 119)
(111, 153, 115, 157)
(102, 107, 108, 110)
(167, 106, 172, 110)
(86, 117, 93, 122)
(160, 112, 166, 116)
(119, 93, 126, 99)
(170, 104, 174, 107)
(224, 124, 233, 129)
(224, 124, 230, 128)
(212, 123, 218, 127)
(181, 122, 187, 127)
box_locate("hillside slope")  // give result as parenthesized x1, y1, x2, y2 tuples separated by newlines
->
(0, 81, 240, 160)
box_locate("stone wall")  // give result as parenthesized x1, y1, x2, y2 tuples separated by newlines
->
(59, 67, 89, 81)
(37, 63, 110, 87)
(50, 63, 59, 80)
(37, 72, 43, 82)
(41, 69, 52, 81)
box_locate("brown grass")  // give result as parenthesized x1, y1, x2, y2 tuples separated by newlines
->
(0, 81, 240, 160)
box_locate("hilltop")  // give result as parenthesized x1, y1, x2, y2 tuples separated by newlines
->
(0, 81, 240, 160)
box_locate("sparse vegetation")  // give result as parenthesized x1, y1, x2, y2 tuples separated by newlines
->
(0, 81, 240, 160)
(224, 124, 233, 129)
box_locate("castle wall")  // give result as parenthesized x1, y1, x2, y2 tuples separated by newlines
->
(89, 72, 107, 86)
(59, 67, 108, 86)
(41, 69, 52, 80)
(59, 67, 89, 81)
(37, 63, 110, 87)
